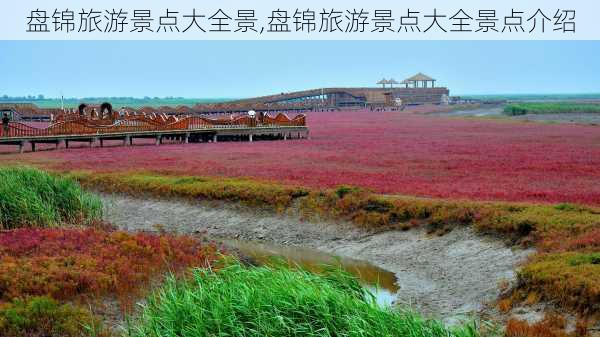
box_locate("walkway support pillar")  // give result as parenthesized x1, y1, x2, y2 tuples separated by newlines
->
(155, 135, 162, 146)
(213, 134, 217, 143)
(19, 141, 26, 154)
(185, 133, 190, 144)
(124, 135, 130, 146)
(249, 134, 253, 142)
(31, 142, 36, 152)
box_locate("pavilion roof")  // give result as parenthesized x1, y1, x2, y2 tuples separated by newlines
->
(376, 78, 388, 84)
(388, 78, 399, 84)
(404, 73, 435, 82)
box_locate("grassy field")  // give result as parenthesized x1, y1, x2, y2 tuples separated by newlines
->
(126, 262, 480, 337)
(503, 102, 600, 115)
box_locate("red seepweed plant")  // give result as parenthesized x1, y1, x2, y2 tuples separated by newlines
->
(12, 110, 600, 206)
(0, 228, 221, 311)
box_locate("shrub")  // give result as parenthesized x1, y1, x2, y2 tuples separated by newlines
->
(503, 102, 600, 116)
(0, 228, 221, 310)
(125, 262, 480, 337)
(334, 185, 363, 199)
(0, 296, 109, 337)
(0, 167, 102, 229)
(517, 252, 600, 313)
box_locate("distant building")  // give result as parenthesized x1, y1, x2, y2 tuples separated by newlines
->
(5, 74, 451, 117)
(228, 73, 450, 108)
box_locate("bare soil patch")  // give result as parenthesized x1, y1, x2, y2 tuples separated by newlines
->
(101, 193, 532, 321)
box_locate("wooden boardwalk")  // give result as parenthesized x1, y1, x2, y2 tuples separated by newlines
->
(0, 113, 308, 153)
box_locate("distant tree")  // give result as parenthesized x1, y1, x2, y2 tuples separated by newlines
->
(37, 94, 45, 100)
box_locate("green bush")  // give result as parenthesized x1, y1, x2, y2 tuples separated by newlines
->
(0, 167, 102, 228)
(0, 296, 108, 337)
(503, 103, 600, 116)
(126, 263, 479, 337)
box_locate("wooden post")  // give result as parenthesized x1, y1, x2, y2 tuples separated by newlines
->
(155, 135, 161, 146)
(31, 142, 36, 152)
(124, 135, 130, 146)
(100, 139, 104, 147)
(19, 141, 25, 153)
(65, 140, 69, 148)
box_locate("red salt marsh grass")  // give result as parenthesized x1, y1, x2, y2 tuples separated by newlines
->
(7, 110, 600, 205)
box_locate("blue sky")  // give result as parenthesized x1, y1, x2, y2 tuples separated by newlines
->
(0, 41, 598, 98)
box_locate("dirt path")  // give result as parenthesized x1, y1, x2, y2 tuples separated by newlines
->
(101, 193, 531, 321)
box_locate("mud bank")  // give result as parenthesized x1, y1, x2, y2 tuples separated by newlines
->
(101, 193, 531, 321)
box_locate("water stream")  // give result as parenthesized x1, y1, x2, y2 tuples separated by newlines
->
(222, 238, 400, 307)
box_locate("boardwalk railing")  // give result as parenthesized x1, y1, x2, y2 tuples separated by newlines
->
(0, 113, 306, 139)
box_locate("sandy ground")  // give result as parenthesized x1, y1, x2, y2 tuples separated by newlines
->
(101, 193, 532, 322)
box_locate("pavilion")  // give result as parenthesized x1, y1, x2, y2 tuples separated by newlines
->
(402, 73, 437, 88)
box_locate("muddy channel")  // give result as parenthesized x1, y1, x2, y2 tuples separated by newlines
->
(101, 193, 532, 323)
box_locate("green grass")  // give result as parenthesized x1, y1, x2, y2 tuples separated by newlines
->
(503, 102, 600, 116)
(125, 262, 481, 337)
(0, 167, 102, 228)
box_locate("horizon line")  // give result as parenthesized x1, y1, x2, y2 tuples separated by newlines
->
(2, 92, 600, 101)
